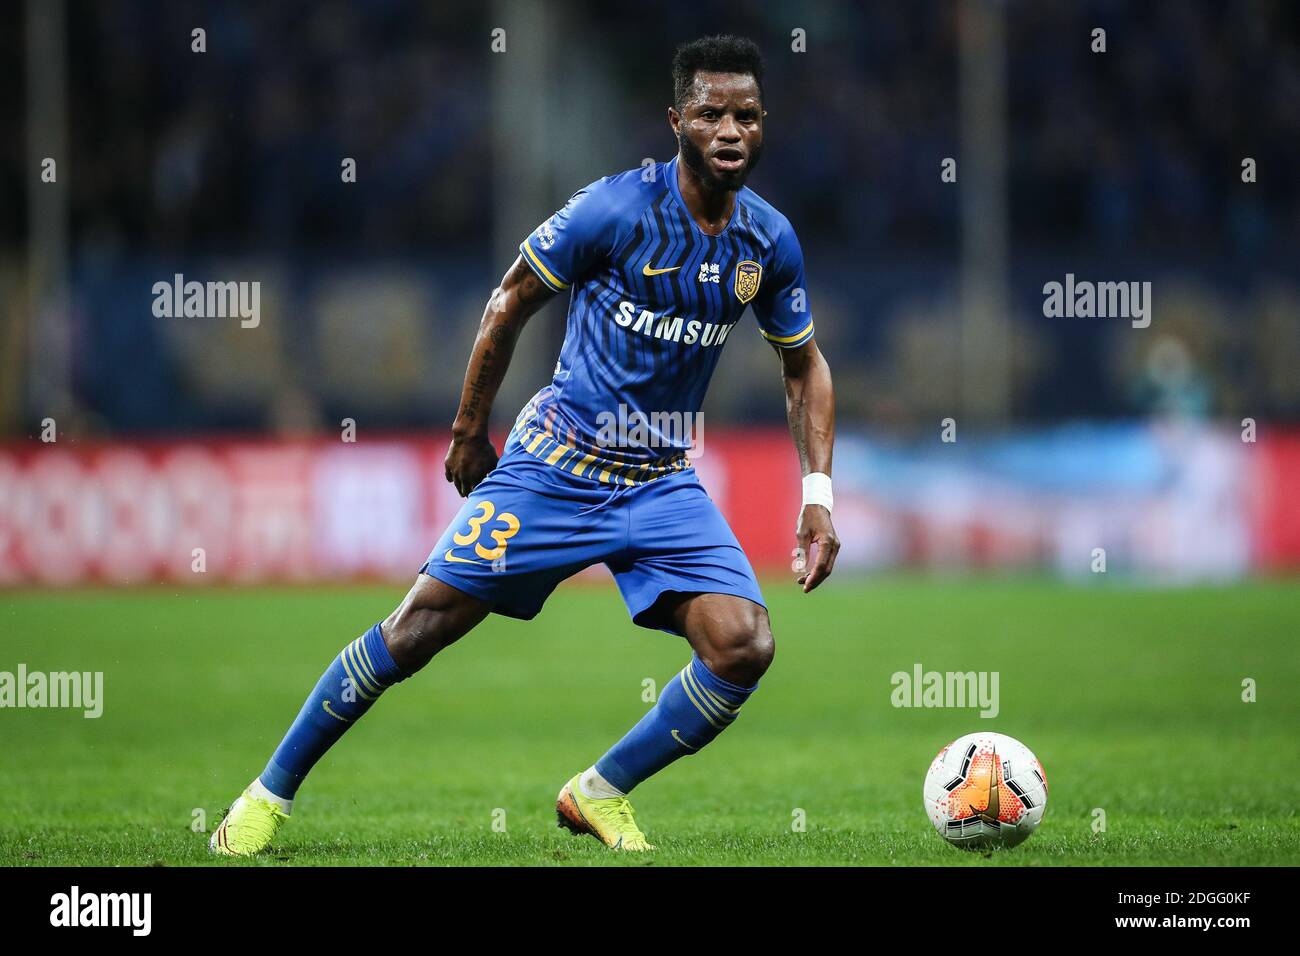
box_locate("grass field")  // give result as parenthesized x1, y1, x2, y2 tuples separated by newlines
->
(1, 577, 1297, 866)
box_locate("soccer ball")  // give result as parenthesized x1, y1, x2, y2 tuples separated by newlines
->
(923, 731, 1048, 849)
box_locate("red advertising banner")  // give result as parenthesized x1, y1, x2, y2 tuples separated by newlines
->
(0, 432, 803, 585)
(2, 426, 1294, 586)
(1250, 429, 1300, 570)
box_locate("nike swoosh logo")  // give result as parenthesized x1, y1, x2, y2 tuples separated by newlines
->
(322, 700, 353, 723)
(444, 549, 482, 565)
(671, 729, 698, 750)
(978, 747, 1001, 823)
(642, 262, 680, 276)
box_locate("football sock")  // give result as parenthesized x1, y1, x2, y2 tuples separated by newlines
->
(594, 655, 757, 794)
(248, 777, 293, 814)
(578, 766, 625, 799)
(258, 623, 407, 801)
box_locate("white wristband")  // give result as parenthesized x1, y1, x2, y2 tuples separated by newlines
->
(802, 472, 833, 513)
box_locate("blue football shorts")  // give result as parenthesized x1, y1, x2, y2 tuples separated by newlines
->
(420, 431, 765, 635)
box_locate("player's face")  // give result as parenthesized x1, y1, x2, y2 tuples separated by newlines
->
(672, 72, 764, 192)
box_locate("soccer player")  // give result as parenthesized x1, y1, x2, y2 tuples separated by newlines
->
(211, 34, 838, 855)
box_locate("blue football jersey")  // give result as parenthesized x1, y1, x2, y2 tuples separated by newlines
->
(514, 156, 814, 481)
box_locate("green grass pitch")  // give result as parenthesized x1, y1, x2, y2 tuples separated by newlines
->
(2, 577, 1297, 866)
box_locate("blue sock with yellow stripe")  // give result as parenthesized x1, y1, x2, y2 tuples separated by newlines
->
(594, 655, 756, 794)
(258, 623, 407, 801)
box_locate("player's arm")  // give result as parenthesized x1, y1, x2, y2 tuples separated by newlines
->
(777, 339, 839, 592)
(445, 256, 556, 496)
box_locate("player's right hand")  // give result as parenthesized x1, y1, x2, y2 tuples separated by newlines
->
(445, 433, 499, 497)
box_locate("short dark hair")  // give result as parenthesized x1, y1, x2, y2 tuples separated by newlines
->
(671, 35, 764, 111)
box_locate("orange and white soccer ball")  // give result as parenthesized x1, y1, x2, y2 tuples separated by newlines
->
(923, 732, 1048, 849)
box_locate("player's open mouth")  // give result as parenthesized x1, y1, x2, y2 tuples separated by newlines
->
(711, 148, 745, 172)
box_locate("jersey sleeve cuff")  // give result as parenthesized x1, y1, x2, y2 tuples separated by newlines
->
(519, 238, 571, 292)
(759, 318, 815, 348)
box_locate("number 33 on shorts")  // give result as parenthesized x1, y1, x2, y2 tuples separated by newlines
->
(447, 500, 521, 566)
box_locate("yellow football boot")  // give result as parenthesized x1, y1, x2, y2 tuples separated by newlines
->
(556, 773, 655, 851)
(210, 785, 290, 856)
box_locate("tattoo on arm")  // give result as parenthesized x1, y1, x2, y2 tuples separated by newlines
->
(512, 267, 551, 307)
(463, 325, 513, 421)
(452, 257, 556, 436)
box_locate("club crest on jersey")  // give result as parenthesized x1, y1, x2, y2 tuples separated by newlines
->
(734, 260, 762, 304)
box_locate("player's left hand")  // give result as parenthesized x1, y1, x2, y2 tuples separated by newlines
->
(792, 505, 839, 593)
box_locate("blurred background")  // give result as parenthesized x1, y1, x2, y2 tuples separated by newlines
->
(1, 0, 1298, 585)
